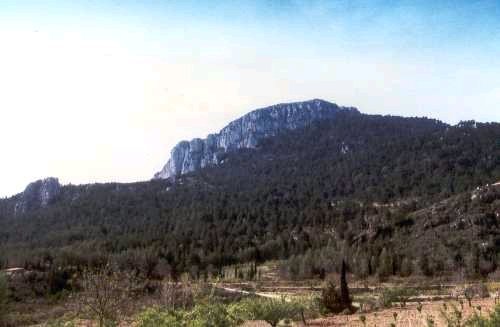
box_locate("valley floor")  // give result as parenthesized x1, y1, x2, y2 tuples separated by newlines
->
(306, 298, 496, 326)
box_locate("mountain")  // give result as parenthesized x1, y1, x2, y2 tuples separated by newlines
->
(13, 177, 61, 214)
(0, 100, 499, 280)
(154, 99, 359, 179)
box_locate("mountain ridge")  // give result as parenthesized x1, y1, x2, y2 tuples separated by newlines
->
(154, 99, 359, 179)
(1, 101, 499, 280)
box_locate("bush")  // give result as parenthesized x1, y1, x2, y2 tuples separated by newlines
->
(321, 260, 353, 314)
(45, 317, 77, 327)
(380, 287, 417, 308)
(189, 302, 241, 327)
(321, 281, 344, 313)
(231, 297, 303, 327)
(136, 302, 241, 327)
(321, 280, 355, 313)
(136, 308, 186, 327)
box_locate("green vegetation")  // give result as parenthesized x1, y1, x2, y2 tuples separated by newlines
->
(45, 317, 77, 327)
(380, 287, 418, 308)
(320, 261, 353, 314)
(230, 297, 304, 327)
(0, 113, 499, 325)
(0, 273, 8, 322)
(136, 308, 185, 327)
(136, 297, 306, 327)
(0, 114, 499, 282)
(466, 305, 500, 326)
(440, 303, 500, 327)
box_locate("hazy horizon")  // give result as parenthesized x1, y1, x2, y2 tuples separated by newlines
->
(1, 0, 499, 197)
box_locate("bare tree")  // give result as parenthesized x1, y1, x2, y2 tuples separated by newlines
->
(159, 274, 207, 311)
(78, 266, 134, 327)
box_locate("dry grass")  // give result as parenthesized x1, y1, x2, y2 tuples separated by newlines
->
(307, 298, 495, 327)
(242, 298, 496, 326)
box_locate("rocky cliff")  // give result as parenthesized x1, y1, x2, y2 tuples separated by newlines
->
(14, 177, 61, 214)
(154, 99, 359, 179)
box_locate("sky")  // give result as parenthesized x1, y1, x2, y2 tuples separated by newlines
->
(0, 0, 499, 197)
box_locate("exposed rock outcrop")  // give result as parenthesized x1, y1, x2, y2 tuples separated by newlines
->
(15, 177, 61, 214)
(154, 99, 359, 179)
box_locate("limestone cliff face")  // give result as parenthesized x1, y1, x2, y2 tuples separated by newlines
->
(154, 99, 359, 179)
(15, 177, 61, 214)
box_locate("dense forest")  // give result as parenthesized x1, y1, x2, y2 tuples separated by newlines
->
(0, 111, 499, 284)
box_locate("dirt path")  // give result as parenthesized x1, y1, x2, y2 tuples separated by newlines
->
(217, 285, 287, 300)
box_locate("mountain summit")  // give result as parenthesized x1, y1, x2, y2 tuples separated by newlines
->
(14, 177, 61, 214)
(154, 99, 359, 179)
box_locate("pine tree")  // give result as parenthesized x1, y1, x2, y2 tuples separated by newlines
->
(340, 259, 352, 309)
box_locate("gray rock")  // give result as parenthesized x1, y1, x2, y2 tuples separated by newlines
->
(15, 177, 61, 214)
(154, 99, 359, 179)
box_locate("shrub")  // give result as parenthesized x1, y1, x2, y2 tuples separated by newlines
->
(45, 317, 77, 327)
(136, 307, 186, 327)
(137, 302, 240, 327)
(380, 287, 417, 308)
(321, 260, 353, 314)
(231, 297, 303, 327)
(189, 302, 241, 327)
(321, 281, 345, 313)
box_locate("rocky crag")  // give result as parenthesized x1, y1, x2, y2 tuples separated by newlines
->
(154, 99, 359, 179)
(14, 177, 61, 214)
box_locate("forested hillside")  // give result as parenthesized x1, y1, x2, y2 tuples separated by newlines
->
(0, 111, 499, 281)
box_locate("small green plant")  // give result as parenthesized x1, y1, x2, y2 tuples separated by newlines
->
(136, 307, 186, 327)
(426, 315, 435, 327)
(360, 314, 367, 326)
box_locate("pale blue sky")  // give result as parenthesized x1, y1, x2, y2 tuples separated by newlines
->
(0, 1, 499, 196)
